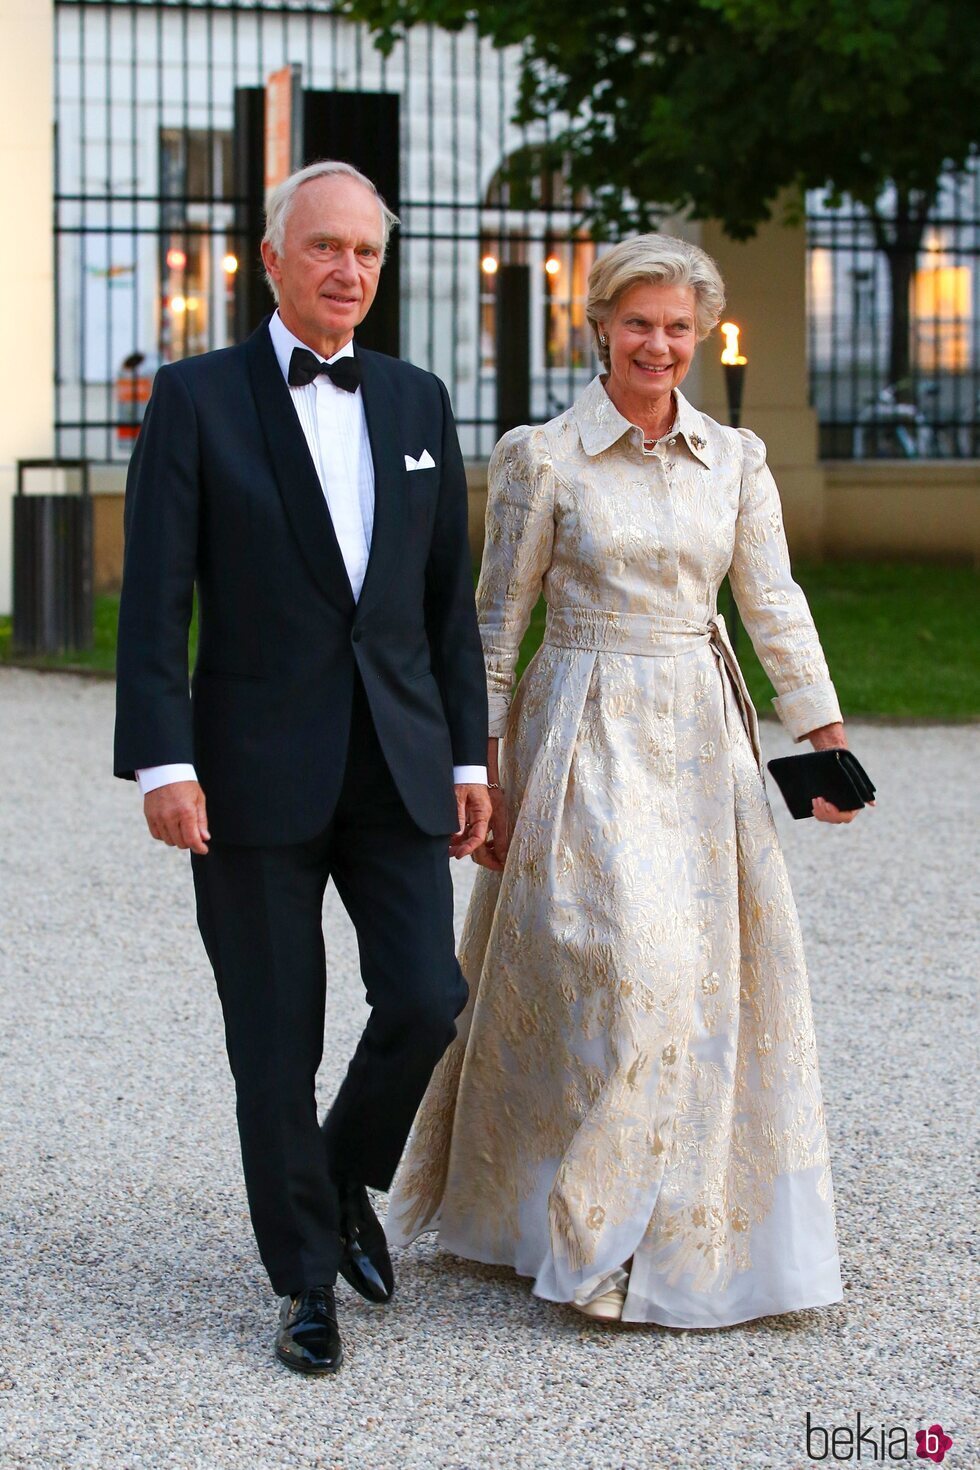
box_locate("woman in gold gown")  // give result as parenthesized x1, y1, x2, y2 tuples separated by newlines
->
(389, 235, 865, 1327)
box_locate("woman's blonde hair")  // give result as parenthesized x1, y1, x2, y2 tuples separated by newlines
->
(586, 234, 726, 368)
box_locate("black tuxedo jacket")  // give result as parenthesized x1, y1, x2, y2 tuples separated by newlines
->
(114, 318, 488, 845)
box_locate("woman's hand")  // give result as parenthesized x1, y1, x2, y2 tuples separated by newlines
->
(806, 721, 872, 825)
(811, 795, 858, 824)
(472, 785, 511, 871)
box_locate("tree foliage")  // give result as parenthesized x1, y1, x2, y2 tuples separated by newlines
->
(339, 0, 980, 240)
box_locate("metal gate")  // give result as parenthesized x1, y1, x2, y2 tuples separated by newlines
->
(57, 3, 977, 464)
(806, 165, 980, 459)
(54, 0, 601, 463)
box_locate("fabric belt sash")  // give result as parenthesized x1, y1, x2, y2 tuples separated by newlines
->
(542, 607, 762, 766)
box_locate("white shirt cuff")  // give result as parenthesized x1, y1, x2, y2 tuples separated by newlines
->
(453, 765, 488, 785)
(138, 762, 485, 794)
(136, 764, 199, 796)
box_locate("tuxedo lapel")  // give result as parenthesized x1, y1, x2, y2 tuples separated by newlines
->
(355, 346, 406, 617)
(244, 319, 355, 614)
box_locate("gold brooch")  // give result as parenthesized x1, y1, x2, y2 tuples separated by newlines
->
(691, 433, 707, 450)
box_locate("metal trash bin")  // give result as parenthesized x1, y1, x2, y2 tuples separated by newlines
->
(13, 459, 94, 655)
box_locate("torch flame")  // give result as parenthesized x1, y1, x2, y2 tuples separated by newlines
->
(720, 322, 747, 366)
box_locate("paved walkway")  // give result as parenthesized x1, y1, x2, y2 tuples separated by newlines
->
(0, 668, 975, 1469)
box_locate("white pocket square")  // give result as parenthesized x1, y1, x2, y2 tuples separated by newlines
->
(404, 449, 436, 471)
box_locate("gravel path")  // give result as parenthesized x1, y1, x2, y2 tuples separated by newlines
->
(0, 668, 976, 1470)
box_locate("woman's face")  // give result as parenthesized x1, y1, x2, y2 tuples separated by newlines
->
(600, 281, 698, 410)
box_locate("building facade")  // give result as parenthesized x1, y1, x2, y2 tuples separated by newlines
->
(0, 0, 977, 616)
(52, 0, 598, 466)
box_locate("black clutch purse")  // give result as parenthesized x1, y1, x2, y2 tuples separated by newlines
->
(766, 749, 876, 820)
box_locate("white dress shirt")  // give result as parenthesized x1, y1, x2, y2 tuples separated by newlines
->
(270, 310, 376, 601)
(137, 311, 486, 796)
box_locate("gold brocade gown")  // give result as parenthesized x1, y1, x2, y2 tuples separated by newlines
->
(388, 378, 845, 1327)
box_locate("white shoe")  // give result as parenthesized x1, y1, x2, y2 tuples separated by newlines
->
(573, 1286, 626, 1322)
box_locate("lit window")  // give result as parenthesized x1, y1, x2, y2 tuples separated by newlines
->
(913, 238, 971, 373)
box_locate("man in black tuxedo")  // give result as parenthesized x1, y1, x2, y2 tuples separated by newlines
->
(114, 161, 490, 1375)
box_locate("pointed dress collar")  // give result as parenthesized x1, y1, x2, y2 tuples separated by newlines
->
(572, 375, 712, 467)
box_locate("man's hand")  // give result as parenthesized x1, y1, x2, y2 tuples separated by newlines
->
(449, 783, 492, 860)
(144, 780, 210, 855)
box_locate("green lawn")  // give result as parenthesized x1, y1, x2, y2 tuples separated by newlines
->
(1, 561, 976, 719)
(514, 561, 978, 720)
(0, 594, 124, 675)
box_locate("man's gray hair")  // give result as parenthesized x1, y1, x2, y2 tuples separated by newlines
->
(586, 234, 726, 367)
(262, 159, 400, 302)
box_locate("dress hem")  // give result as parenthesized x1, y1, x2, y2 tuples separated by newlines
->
(399, 1228, 844, 1331)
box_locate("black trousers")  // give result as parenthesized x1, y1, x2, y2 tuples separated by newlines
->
(191, 675, 467, 1296)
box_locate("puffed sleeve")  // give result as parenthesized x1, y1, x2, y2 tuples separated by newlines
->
(728, 428, 843, 741)
(477, 425, 556, 738)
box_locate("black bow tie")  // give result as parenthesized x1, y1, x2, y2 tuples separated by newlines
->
(287, 346, 362, 392)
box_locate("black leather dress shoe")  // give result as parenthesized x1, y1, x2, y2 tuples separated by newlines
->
(337, 1180, 395, 1304)
(275, 1285, 343, 1375)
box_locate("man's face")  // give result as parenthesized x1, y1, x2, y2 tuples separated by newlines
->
(261, 174, 385, 351)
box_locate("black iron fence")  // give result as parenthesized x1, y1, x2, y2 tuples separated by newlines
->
(54, 0, 601, 463)
(806, 163, 980, 459)
(55, 3, 980, 464)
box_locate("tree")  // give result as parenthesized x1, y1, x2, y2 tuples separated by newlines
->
(340, 0, 980, 393)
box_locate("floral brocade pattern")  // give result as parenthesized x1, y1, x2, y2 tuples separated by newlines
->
(388, 379, 844, 1327)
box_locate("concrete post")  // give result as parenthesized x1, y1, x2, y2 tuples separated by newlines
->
(684, 199, 827, 557)
(0, 0, 55, 616)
